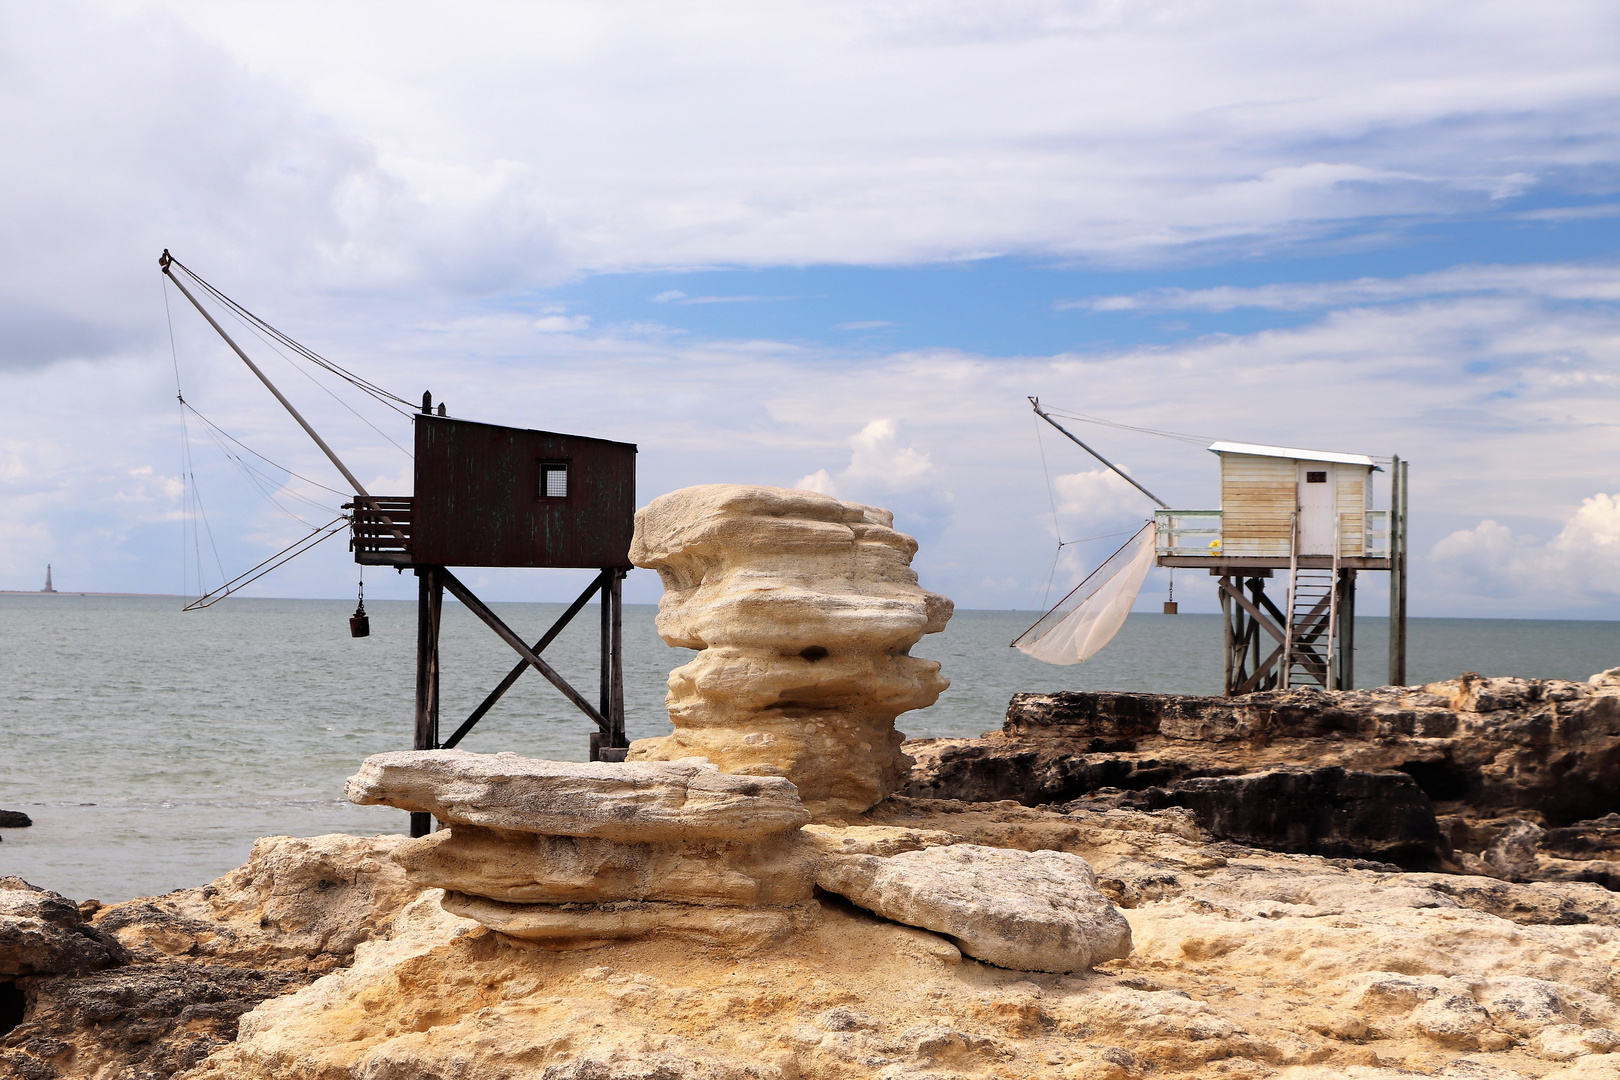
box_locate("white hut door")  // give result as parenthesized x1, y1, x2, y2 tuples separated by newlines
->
(1297, 463, 1336, 555)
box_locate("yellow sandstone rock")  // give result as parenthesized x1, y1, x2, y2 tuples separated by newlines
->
(627, 484, 953, 820)
(171, 806, 1620, 1080)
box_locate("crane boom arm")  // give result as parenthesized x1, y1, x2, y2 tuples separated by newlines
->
(1029, 397, 1169, 509)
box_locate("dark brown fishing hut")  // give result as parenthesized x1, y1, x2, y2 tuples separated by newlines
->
(350, 400, 637, 836)
(157, 252, 637, 839)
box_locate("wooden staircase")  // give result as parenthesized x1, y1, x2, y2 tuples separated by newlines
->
(1282, 514, 1340, 689)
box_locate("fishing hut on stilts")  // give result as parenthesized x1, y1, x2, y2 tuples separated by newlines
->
(160, 252, 635, 837)
(1017, 399, 1409, 694)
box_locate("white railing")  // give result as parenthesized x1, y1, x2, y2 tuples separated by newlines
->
(1156, 508, 1390, 559)
(1364, 510, 1389, 558)
(1154, 509, 1223, 556)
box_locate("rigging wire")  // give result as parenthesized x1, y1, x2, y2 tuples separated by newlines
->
(1031, 413, 1150, 610)
(165, 255, 415, 413)
(224, 305, 415, 461)
(181, 516, 350, 610)
(1033, 412, 1064, 610)
(165, 275, 227, 600)
(178, 402, 351, 497)
(1035, 405, 1214, 446)
(163, 259, 385, 605)
(190, 419, 338, 528)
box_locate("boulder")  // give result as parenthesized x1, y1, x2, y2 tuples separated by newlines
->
(0, 877, 128, 977)
(815, 843, 1132, 972)
(0, 811, 32, 828)
(346, 749, 810, 841)
(627, 485, 952, 820)
(0, 837, 426, 1080)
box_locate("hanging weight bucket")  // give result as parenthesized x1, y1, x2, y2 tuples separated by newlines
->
(350, 581, 370, 638)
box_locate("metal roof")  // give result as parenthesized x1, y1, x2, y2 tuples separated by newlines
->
(1208, 441, 1377, 467)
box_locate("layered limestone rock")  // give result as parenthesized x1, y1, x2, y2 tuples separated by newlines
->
(904, 669, 1620, 875)
(627, 484, 953, 820)
(350, 749, 821, 948)
(346, 749, 811, 841)
(0, 835, 423, 1080)
(169, 802, 1620, 1080)
(816, 844, 1133, 972)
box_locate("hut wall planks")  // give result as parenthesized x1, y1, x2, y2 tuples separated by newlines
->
(1219, 454, 1295, 558)
(409, 415, 636, 569)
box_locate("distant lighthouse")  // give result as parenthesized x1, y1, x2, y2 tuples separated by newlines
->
(42, 564, 56, 593)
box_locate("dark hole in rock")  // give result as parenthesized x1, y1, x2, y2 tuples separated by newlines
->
(1397, 760, 1472, 803)
(0, 980, 25, 1036)
(799, 646, 829, 662)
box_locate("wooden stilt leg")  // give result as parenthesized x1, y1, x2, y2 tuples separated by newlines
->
(411, 566, 441, 838)
(610, 568, 625, 749)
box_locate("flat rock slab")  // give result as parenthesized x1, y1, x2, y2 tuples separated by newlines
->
(815, 844, 1132, 973)
(346, 750, 810, 842)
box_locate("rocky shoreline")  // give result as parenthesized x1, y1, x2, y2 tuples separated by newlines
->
(3, 484, 1617, 1079)
(904, 669, 1620, 889)
(7, 796, 1620, 1078)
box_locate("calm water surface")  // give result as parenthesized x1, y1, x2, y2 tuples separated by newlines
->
(3, 594, 1616, 900)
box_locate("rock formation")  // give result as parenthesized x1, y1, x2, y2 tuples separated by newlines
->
(0, 834, 423, 1079)
(77, 800, 1618, 1080)
(348, 749, 822, 948)
(816, 844, 1133, 972)
(905, 669, 1620, 877)
(627, 484, 953, 820)
(0, 878, 128, 979)
(11, 795, 1620, 1076)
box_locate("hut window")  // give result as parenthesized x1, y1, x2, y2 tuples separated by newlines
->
(1305, 470, 1327, 484)
(539, 461, 569, 499)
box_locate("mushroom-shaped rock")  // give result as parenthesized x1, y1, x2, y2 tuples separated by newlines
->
(815, 844, 1133, 973)
(628, 484, 953, 820)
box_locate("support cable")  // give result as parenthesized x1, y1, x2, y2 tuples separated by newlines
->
(164, 255, 415, 414)
(164, 275, 226, 600)
(181, 517, 350, 610)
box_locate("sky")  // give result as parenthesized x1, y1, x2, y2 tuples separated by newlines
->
(2, 0, 1618, 618)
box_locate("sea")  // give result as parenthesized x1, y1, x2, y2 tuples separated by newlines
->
(3, 593, 1617, 902)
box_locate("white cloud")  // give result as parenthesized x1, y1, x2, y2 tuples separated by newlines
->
(1052, 468, 1151, 523)
(1430, 494, 1620, 608)
(795, 468, 838, 496)
(1065, 261, 1620, 313)
(4, 0, 1618, 365)
(5, 281, 1619, 614)
(843, 420, 935, 485)
(533, 315, 591, 333)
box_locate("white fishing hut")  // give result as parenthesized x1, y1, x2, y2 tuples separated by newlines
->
(1155, 442, 1409, 695)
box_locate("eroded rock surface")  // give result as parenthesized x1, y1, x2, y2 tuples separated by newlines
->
(904, 670, 1620, 876)
(626, 484, 953, 820)
(0, 878, 128, 978)
(173, 806, 1620, 1080)
(816, 843, 1133, 972)
(0, 835, 424, 1080)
